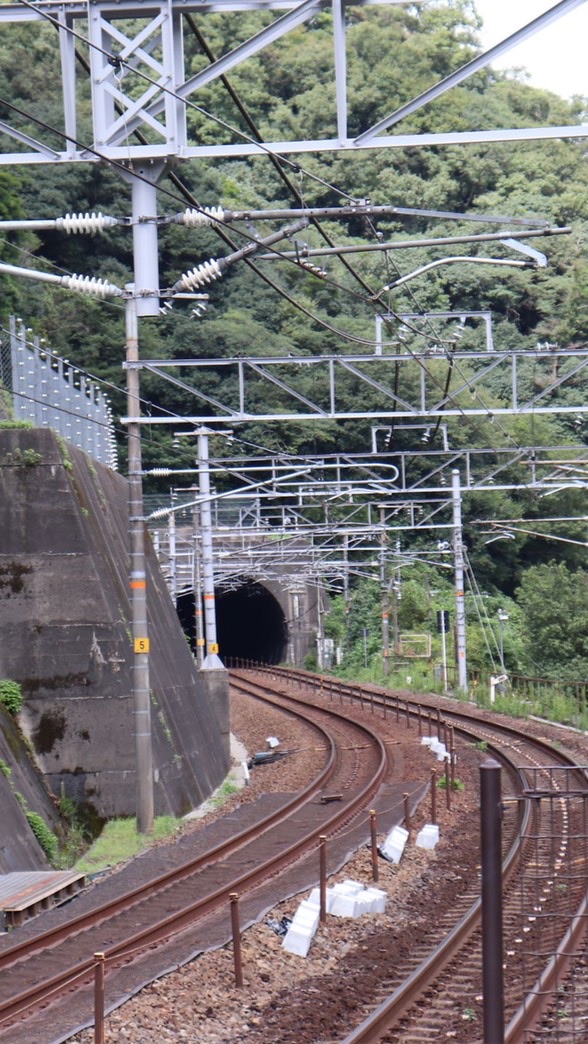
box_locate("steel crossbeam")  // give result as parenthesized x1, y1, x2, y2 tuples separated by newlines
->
(123, 347, 588, 424)
(0, 0, 586, 166)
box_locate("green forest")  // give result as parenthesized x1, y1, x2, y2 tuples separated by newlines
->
(1, 1, 588, 696)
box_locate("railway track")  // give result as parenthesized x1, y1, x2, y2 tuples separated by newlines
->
(2, 666, 586, 1042)
(249, 666, 588, 1044)
(0, 675, 391, 1043)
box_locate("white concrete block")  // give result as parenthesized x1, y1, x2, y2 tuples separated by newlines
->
(307, 887, 323, 910)
(329, 879, 369, 918)
(282, 923, 314, 956)
(339, 879, 365, 895)
(421, 735, 435, 746)
(292, 900, 320, 932)
(282, 897, 321, 956)
(380, 824, 409, 864)
(416, 823, 440, 849)
(330, 891, 359, 917)
(363, 887, 387, 914)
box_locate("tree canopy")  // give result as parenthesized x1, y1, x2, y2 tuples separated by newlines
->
(0, 1, 587, 682)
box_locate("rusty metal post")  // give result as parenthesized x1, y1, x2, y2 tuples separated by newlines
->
(319, 835, 328, 922)
(94, 952, 105, 1044)
(403, 792, 411, 835)
(436, 706, 442, 740)
(417, 705, 422, 735)
(405, 700, 410, 728)
(449, 727, 456, 787)
(229, 893, 244, 987)
(369, 810, 379, 882)
(445, 757, 452, 810)
(370, 688, 374, 714)
(480, 760, 504, 1043)
(430, 769, 437, 824)
(396, 694, 400, 722)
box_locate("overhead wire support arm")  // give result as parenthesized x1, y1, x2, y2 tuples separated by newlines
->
(0, 212, 122, 233)
(173, 204, 554, 228)
(0, 260, 123, 299)
(169, 219, 309, 293)
(371, 257, 540, 302)
(257, 226, 571, 262)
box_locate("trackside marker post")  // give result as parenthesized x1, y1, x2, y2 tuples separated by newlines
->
(94, 952, 105, 1044)
(229, 893, 243, 987)
(369, 810, 379, 882)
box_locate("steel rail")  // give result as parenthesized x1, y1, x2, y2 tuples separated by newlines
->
(257, 664, 588, 1041)
(0, 677, 388, 1029)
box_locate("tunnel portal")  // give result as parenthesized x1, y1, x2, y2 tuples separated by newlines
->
(177, 578, 289, 665)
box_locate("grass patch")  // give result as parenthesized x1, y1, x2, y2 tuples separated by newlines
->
(210, 778, 239, 808)
(75, 815, 182, 875)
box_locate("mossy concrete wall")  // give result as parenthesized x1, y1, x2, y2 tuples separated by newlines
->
(0, 429, 230, 829)
(0, 704, 61, 872)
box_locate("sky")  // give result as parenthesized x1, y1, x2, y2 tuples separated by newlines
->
(474, 1, 587, 99)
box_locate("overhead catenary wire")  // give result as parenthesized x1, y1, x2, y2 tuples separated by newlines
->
(0, 5, 557, 467)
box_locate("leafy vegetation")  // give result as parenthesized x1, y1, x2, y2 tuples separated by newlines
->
(75, 816, 183, 875)
(0, 680, 23, 715)
(0, 2, 587, 685)
(25, 811, 59, 862)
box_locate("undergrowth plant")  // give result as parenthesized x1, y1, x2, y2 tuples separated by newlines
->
(0, 679, 23, 715)
(26, 811, 58, 862)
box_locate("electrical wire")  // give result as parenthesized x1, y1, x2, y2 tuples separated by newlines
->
(1, 6, 543, 463)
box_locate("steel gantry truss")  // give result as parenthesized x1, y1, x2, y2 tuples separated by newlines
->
(123, 345, 588, 424)
(145, 442, 588, 593)
(1, 0, 586, 166)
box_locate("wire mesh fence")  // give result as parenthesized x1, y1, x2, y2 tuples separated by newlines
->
(1, 316, 118, 469)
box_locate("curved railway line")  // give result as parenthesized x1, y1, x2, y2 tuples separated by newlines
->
(0, 666, 587, 1043)
(250, 666, 588, 1044)
(0, 673, 391, 1043)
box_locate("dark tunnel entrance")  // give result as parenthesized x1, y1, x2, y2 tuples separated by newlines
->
(176, 579, 288, 665)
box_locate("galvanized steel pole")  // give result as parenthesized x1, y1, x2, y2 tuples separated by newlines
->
(126, 290, 154, 834)
(197, 429, 224, 670)
(380, 506, 390, 676)
(452, 469, 468, 693)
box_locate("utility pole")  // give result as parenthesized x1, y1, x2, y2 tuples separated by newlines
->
(197, 428, 225, 670)
(125, 289, 154, 835)
(168, 508, 177, 604)
(380, 506, 390, 676)
(452, 469, 468, 694)
(193, 503, 205, 668)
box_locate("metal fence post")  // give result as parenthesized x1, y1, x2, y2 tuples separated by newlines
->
(480, 759, 504, 1044)
(94, 952, 105, 1044)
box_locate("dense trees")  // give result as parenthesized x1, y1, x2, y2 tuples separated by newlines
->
(1, 2, 587, 681)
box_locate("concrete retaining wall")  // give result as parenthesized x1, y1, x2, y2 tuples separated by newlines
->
(0, 428, 230, 830)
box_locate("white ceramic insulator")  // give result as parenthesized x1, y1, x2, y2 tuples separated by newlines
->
(63, 274, 123, 298)
(182, 206, 225, 227)
(59, 212, 118, 234)
(180, 258, 223, 290)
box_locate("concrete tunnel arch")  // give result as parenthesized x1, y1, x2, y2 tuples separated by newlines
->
(176, 578, 289, 665)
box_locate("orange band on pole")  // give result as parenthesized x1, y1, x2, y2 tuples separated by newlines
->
(130, 580, 146, 589)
